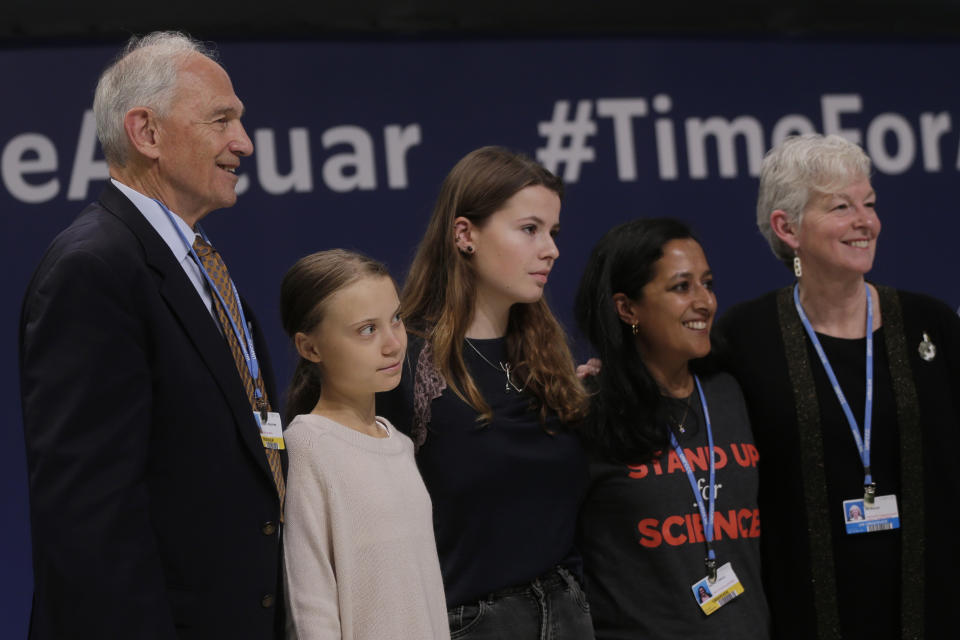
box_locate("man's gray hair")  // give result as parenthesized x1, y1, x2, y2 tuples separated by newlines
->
(93, 31, 217, 167)
(756, 133, 872, 265)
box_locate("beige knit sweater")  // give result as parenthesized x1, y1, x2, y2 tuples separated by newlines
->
(282, 414, 450, 639)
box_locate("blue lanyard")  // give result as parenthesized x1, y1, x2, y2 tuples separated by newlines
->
(668, 375, 718, 580)
(155, 201, 263, 405)
(793, 283, 875, 499)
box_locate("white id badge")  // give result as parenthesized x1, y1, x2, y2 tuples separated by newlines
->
(691, 562, 744, 615)
(843, 495, 899, 534)
(255, 411, 285, 450)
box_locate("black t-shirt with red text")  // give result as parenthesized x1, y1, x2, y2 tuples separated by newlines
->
(579, 372, 770, 640)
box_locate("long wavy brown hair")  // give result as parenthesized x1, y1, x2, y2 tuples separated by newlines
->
(401, 146, 588, 424)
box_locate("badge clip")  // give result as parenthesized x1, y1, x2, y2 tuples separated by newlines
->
(705, 557, 718, 584)
(864, 482, 877, 506)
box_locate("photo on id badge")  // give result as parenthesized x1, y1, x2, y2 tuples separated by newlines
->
(846, 500, 865, 522)
(694, 581, 713, 604)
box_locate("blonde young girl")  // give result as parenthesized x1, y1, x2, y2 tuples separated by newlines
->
(378, 147, 593, 639)
(280, 250, 449, 640)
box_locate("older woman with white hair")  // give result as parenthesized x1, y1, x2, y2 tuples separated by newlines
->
(718, 133, 960, 640)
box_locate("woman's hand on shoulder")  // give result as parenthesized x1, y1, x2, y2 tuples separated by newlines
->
(576, 357, 602, 379)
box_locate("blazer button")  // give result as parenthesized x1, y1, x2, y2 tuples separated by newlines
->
(262, 521, 277, 536)
(261, 594, 275, 608)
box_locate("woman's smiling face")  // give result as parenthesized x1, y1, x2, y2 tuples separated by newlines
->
(629, 238, 717, 371)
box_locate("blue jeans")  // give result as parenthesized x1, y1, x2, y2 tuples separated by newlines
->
(447, 566, 595, 639)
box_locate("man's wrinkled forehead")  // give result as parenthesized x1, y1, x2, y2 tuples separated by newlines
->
(171, 53, 245, 118)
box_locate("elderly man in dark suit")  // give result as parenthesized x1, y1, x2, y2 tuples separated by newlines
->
(19, 32, 286, 639)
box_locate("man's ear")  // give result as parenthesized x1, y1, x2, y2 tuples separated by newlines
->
(770, 209, 801, 251)
(123, 107, 162, 160)
(612, 293, 639, 326)
(294, 331, 322, 363)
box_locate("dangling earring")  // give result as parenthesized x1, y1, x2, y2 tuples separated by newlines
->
(631, 322, 640, 336)
(793, 255, 802, 278)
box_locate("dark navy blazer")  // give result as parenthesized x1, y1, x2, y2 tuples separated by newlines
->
(19, 182, 285, 639)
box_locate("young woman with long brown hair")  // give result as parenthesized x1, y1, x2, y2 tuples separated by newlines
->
(378, 146, 593, 639)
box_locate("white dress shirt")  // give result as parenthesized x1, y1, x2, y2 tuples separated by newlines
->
(111, 179, 216, 321)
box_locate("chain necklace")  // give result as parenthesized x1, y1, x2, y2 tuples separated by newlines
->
(464, 338, 526, 393)
(665, 391, 694, 435)
(675, 397, 692, 434)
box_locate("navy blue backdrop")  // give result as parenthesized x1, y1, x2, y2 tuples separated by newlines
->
(3, 37, 959, 637)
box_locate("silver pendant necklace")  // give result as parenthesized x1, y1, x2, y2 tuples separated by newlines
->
(675, 398, 692, 434)
(464, 338, 526, 393)
(665, 393, 693, 435)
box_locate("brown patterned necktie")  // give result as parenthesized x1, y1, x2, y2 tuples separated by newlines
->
(192, 235, 286, 513)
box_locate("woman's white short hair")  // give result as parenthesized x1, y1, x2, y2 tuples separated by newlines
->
(756, 133, 871, 264)
(93, 31, 217, 167)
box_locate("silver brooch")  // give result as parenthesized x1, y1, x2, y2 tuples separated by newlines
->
(918, 332, 936, 362)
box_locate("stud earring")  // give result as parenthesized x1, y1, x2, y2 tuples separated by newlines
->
(793, 255, 802, 278)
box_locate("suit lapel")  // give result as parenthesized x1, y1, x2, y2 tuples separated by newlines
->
(99, 183, 276, 486)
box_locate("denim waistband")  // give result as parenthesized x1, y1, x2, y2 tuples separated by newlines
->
(484, 566, 578, 601)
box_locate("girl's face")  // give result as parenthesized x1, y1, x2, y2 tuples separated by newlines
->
(457, 184, 561, 313)
(626, 238, 716, 372)
(297, 275, 406, 399)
